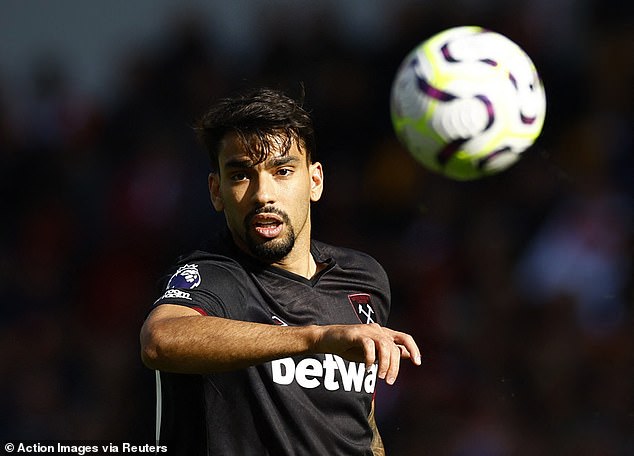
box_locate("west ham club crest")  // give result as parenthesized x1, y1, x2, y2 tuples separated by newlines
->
(348, 293, 376, 324)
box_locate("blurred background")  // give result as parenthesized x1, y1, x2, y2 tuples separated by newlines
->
(0, 0, 632, 454)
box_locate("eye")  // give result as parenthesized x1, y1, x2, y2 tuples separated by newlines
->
(230, 172, 248, 182)
(276, 168, 294, 177)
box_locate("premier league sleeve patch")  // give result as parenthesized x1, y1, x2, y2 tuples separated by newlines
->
(155, 288, 193, 302)
(167, 264, 201, 290)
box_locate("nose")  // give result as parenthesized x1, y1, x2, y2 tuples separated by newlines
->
(251, 172, 276, 206)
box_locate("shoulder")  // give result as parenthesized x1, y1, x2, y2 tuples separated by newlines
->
(312, 240, 389, 283)
(313, 240, 385, 269)
(313, 240, 391, 323)
(165, 248, 249, 291)
(154, 246, 251, 317)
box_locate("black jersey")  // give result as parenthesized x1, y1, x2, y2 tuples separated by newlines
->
(151, 232, 391, 455)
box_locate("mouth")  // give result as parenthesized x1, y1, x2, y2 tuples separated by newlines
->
(251, 213, 284, 239)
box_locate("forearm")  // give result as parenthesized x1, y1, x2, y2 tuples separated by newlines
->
(141, 311, 319, 373)
(141, 304, 422, 382)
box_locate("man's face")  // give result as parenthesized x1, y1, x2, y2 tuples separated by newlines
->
(209, 132, 323, 264)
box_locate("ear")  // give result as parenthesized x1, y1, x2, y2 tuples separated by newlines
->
(309, 162, 324, 202)
(208, 173, 224, 211)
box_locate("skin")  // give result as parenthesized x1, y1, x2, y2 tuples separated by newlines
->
(209, 132, 323, 277)
(369, 401, 385, 456)
(140, 131, 421, 452)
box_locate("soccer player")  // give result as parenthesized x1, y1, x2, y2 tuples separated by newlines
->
(140, 87, 421, 455)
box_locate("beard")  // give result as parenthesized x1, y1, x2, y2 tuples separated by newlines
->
(244, 206, 296, 263)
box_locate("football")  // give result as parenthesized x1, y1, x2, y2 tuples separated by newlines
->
(390, 26, 546, 180)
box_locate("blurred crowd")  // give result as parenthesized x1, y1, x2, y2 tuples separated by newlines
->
(0, 1, 632, 454)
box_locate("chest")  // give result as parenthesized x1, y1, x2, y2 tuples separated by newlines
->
(241, 266, 387, 327)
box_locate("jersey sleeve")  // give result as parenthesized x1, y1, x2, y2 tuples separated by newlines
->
(152, 257, 246, 318)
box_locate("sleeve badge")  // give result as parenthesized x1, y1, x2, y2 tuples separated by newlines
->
(167, 264, 201, 290)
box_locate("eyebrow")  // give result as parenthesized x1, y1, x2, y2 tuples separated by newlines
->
(268, 155, 301, 168)
(223, 155, 301, 170)
(224, 157, 255, 170)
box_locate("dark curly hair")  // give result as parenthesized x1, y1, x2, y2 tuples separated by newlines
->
(195, 87, 316, 172)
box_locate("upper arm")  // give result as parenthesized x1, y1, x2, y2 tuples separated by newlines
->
(142, 304, 202, 336)
(140, 304, 203, 367)
(146, 303, 204, 322)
